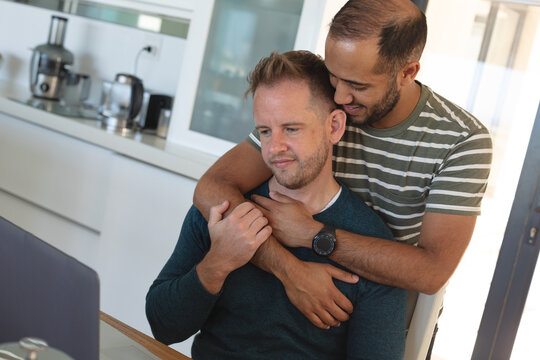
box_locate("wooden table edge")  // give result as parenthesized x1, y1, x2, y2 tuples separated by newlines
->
(100, 311, 191, 360)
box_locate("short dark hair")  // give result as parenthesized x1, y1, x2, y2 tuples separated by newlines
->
(329, 0, 427, 75)
(246, 50, 335, 113)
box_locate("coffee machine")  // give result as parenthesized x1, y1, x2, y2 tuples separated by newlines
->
(30, 16, 74, 100)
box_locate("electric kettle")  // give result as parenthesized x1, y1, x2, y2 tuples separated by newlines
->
(99, 73, 144, 132)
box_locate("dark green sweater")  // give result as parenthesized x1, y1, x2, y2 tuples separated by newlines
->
(146, 182, 406, 359)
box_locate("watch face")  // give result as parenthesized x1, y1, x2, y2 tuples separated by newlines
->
(314, 234, 335, 256)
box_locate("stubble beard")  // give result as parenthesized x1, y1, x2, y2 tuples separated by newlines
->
(271, 137, 330, 190)
(349, 78, 401, 126)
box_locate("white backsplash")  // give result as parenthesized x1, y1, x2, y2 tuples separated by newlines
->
(0, 1, 186, 102)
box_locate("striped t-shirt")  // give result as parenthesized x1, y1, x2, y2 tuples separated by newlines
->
(247, 83, 493, 244)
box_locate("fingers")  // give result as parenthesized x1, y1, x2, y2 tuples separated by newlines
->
(268, 191, 295, 203)
(333, 295, 354, 318)
(310, 265, 355, 324)
(208, 200, 229, 226)
(252, 192, 298, 208)
(250, 194, 275, 210)
(306, 312, 331, 330)
(325, 265, 356, 315)
(306, 308, 344, 329)
(255, 224, 272, 244)
(327, 265, 360, 285)
(230, 201, 258, 218)
(316, 290, 352, 325)
(249, 198, 268, 216)
(227, 202, 270, 242)
(242, 206, 267, 231)
(249, 215, 270, 242)
(316, 308, 342, 328)
(228, 202, 263, 227)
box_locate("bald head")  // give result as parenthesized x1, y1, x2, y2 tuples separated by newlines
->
(328, 0, 427, 75)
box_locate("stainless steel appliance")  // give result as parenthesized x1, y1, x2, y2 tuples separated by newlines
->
(30, 16, 74, 100)
(157, 108, 171, 138)
(134, 89, 152, 128)
(99, 73, 144, 132)
(62, 72, 91, 107)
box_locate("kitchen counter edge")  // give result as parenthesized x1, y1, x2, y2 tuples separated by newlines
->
(0, 91, 219, 181)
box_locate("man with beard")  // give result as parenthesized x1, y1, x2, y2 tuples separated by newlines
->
(194, 0, 492, 340)
(146, 50, 406, 359)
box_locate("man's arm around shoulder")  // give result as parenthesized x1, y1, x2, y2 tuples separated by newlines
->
(193, 140, 359, 329)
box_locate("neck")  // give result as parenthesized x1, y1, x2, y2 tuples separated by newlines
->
(373, 80, 421, 129)
(268, 165, 340, 215)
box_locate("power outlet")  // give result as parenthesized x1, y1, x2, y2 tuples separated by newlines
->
(142, 34, 163, 60)
(147, 45, 159, 57)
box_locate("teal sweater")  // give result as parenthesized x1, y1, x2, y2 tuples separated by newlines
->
(146, 182, 406, 359)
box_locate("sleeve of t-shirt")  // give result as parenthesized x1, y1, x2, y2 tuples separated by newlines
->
(426, 127, 493, 216)
(346, 281, 407, 360)
(145, 205, 220, 345)
(246, 128, 261, 151)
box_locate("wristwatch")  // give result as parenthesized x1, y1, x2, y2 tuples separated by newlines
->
(312, 225, 336, 257)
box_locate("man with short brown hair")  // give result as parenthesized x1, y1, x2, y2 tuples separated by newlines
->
(146, 50, 406, 359)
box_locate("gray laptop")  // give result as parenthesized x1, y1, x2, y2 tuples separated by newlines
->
(0, 216, 100, 360)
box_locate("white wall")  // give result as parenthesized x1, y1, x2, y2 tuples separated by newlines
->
(0, 1, 186, 100)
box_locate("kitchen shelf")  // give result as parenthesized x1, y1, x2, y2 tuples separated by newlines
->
(3, 0, 191, 38)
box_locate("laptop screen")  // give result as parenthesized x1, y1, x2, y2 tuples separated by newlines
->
(0, 217, 100, 360)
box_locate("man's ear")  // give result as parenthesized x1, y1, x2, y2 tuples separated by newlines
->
(398, 61, 420, 87)
(328, 109, 346, 144)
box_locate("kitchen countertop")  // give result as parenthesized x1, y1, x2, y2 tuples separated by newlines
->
(0, 80, 218, 180)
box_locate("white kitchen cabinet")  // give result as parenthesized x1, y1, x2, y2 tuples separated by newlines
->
(96, 152, 196, 344)
(167, 0, 347, 155)
(0, 111, 112, 232)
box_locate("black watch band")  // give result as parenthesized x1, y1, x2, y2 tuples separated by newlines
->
(312, 225, 336, 257)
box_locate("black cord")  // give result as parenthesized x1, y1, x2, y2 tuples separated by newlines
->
(133, 46, 153, 75)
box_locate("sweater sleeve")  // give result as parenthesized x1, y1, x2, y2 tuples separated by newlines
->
(145, 206, 220, 345)
(346, 281, 407, 360)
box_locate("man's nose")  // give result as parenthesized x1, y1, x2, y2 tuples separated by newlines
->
(334, 80, 353, 105)
(269, 133, 287, 154)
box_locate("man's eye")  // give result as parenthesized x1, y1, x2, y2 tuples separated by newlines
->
(258, 129, 270, 136)
(286, 128, 299, 134)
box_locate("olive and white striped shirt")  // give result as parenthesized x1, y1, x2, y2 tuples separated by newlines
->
(247, 83, 492, 245)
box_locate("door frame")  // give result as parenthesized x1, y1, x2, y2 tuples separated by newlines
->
(472, 102, 540, 359)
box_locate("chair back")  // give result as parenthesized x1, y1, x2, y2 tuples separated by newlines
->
(403, 284, 447, 360)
